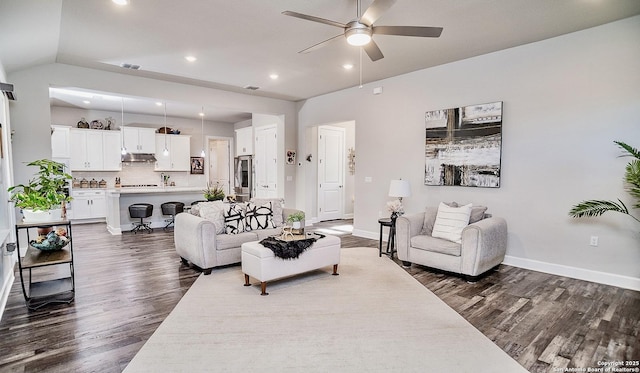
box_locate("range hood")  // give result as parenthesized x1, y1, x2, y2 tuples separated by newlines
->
(121, 153, 157, 162)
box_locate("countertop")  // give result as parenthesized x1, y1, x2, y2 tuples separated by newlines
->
(109, 186, 204, 194)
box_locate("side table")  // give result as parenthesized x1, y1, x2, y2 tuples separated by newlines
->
(378, 217, 396, 259)
(15, 219, 75, 310)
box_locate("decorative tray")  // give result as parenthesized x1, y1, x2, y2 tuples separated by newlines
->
(272, 232, 324, 242)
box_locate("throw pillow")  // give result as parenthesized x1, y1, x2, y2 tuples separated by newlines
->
(249, 198, 284, 227)
(198, 201, 226, 234)
(469, 206, 488, 224)
(431, 202, 472, 244)
(422, 201, 459, 235)
(245, 201, 276, 231)
(224, 203, 246, 235)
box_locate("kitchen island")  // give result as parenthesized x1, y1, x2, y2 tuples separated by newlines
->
(106, 186, 205, 235)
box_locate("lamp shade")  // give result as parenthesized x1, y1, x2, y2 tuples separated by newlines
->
(388, 179, 411, 198)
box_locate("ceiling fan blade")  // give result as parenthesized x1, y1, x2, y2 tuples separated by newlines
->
(282, 11, 346, 29)
(373, 25, 443, 38)
(299, 34, 344, 54)
(363, 39, 384, 61)
(360, 0, 397, 26)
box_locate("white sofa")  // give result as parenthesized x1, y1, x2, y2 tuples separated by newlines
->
(395, 204, 507, 281)
(174, 200, 302, 274)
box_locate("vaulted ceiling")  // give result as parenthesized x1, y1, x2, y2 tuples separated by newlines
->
(1, 0, 639, 118)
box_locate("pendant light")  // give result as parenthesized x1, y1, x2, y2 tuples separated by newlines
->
(120, 98, 127, 155)
(200, 106, 206, 157)
(163, 103, 169, 156)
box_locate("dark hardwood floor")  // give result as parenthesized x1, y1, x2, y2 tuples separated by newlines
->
(0, 220, 638, 372)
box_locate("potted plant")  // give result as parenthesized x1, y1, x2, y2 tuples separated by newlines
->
(8, 159, 72, 222)
(287, 211, 305, 229)
(203, 182, 225, 201)
(569, 141, 640, 225)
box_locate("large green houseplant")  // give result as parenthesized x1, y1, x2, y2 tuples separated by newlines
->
(8, 159, 73, 222)
(569, 141, 640, 224)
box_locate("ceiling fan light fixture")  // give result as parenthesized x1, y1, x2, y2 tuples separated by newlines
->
(346, 27, 372, 46)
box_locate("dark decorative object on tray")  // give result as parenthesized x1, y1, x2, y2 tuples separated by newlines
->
(30, 228, 70, 251)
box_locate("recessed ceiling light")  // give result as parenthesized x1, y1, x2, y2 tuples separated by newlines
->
(343, 64, 354, 70)
(83, 100, 91, 104)
(155, 102, 163, 106)
(112, 0, 129, 5)
(269, 74, 279, 80)
(185, 56, 197, 62)
(199, 112, 205, 117)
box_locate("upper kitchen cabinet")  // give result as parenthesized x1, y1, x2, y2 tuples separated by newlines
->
(154, 134, 191, 171)
(123, 127, 156, 153)
(69, 129, 121, 171)
(51, 125, 71, 158)
(235, 127, 253, 156)
(102, 131, 123, 171)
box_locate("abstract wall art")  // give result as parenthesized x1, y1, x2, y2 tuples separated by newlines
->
(424, 101, 502, 188)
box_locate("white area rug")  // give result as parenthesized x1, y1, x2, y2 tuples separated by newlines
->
(124, 247, 527, 372)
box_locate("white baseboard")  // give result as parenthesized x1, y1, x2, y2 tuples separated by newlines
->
(503, 255, 640, 291)
(353, 229, 640, 291)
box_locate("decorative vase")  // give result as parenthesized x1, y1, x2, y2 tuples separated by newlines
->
(292, 221, 302, 229)
(22, 208, 63, 223)
(390, 212, 399, 220)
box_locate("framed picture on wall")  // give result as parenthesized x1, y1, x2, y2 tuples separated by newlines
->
(425, 101, 503, 188)
(286, 149, 296, 165)
(190, 157, 204, 174)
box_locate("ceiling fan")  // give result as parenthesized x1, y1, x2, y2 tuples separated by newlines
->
(282, 0, 443, 62)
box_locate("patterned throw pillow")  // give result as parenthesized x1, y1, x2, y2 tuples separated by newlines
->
(431, 202, 472, 244)
(244, 201, 276, 231)
(224, 204, 246, 234)
(249, 198, 285, 227)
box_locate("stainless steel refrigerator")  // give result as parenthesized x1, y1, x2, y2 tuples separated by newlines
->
(234, 156, 253, 202)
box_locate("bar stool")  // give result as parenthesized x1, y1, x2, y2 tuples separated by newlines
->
(129, 203, 154, 234)
(161, 201, 184, 230)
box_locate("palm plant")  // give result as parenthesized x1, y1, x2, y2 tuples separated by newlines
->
(569, 141, 640, 224)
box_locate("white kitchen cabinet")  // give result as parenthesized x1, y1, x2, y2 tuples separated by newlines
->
(71, 190, 106, 219)
(154, 134, 191, 171)
(51, 125, 71, 158)
(102, 131, 122, 171)
(123, 127, 156, 153)
(70, 129, 104, 171)
(69, 129, 121, 171)
(235, 127, 253, 156)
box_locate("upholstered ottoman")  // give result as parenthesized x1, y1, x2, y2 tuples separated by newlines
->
(241, 234, 341, 295)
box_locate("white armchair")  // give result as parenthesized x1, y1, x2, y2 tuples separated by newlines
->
(395, 205, 507, 281)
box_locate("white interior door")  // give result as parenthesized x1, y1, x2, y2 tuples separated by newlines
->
(254, 125, 277, 198)
(318, 126, 345, 221)
(208, 138, 231, 195)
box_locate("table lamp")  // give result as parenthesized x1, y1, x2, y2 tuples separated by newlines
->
(388, 179, 411, 218)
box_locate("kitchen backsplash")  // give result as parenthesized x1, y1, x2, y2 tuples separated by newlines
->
(72, 162, 206, 188)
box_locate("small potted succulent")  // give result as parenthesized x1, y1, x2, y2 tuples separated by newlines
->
(8, 159, 73, 222)
(287, 211, 305, 229)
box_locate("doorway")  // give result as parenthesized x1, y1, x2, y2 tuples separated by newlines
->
(317, 125, 346, 221)
(208, 138, 231, 195)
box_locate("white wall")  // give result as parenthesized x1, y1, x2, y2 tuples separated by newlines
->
(297, 16, 640, 286)
(8, 63, 298, 205)
(0, 58, 17, 321)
